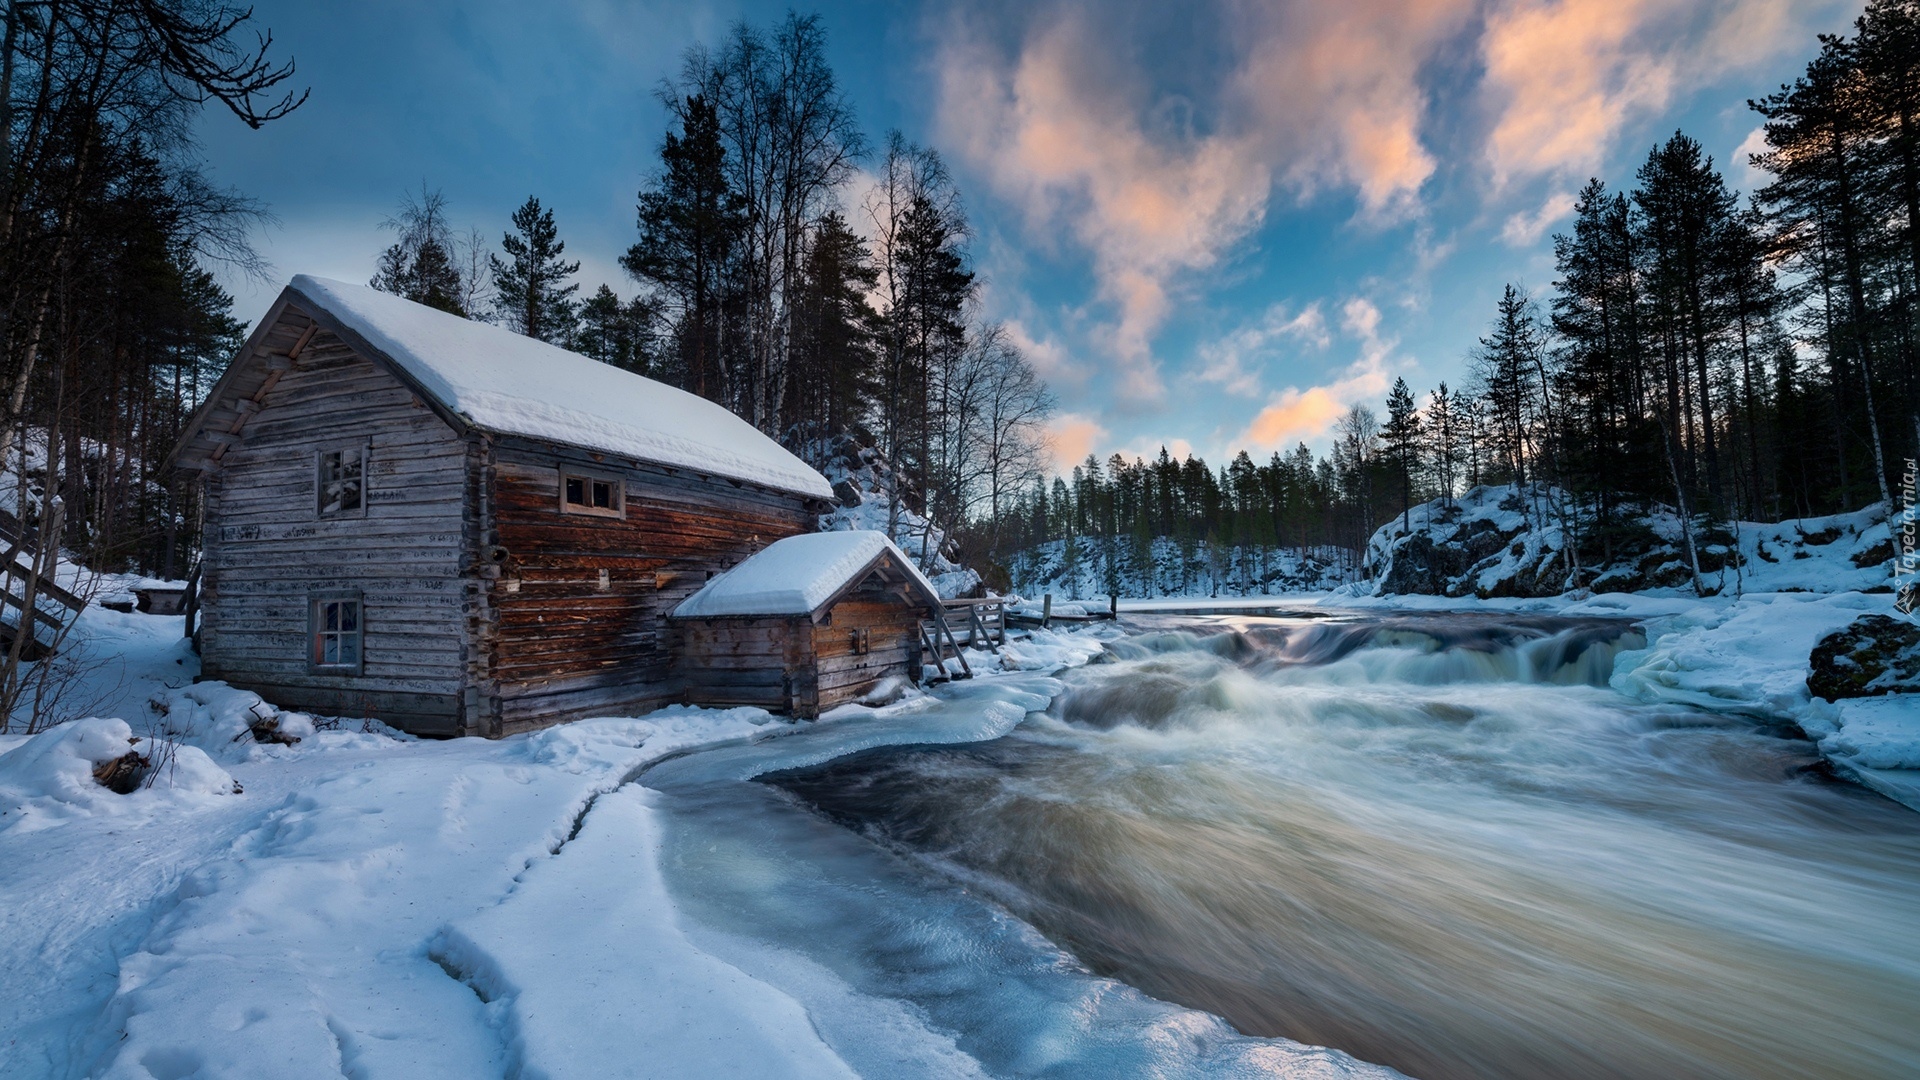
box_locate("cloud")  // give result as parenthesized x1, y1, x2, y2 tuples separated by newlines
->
(932, 1, 1473, 406)
(1197, 301, 1331, 397)
(1001, 318, 1083, 390)
(1499, 190, 1577, 247)
(934, 0, 1837, 423)
(1480, 0, 1821, 187)
(1235, 296, 1395, 450)
(1730, 124, 1771, 191)
(1045, 413, 1108, 471)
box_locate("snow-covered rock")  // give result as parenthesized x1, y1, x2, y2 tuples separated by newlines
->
(1370, 486, 1898, 599)
(808, 433, 981, 598)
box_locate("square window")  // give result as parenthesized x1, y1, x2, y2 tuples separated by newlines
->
(310, 596, 363, 672)
(559, 469, 624, 518)
(317, 447, 365, 517)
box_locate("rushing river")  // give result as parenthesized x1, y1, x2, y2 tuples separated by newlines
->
(643, 613, 1920, 1080)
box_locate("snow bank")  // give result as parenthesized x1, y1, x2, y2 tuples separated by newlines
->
(291, 276, 832, 501)
(0, 717, 236, 831)
(432, 786, 860, 1080)
(1595, 592, 1920, 806)
(674, 531, 935, 618)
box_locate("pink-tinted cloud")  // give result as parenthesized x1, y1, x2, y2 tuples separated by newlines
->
(1235, 297, 1395, 450)
(936, 12, 1272, 403)
(933, 0, 1837, 429)
(1481, 0, 1823, 186)
(933, 2, 1475, 406)
(1046, 413, 1109, 471)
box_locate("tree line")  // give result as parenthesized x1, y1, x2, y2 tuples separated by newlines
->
(370, 13, 1056, 573)
(998, 0, 1920, 596)
(0, 1, 299, 582)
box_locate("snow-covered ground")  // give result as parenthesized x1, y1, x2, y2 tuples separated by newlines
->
(10, 606, 1263, 1080)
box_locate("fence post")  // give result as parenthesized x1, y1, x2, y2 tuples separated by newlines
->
(1042, 593, 1052, 628)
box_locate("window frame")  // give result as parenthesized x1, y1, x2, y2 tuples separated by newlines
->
(308, 591, 365, 675)
(557, 467, 626, 518)
(315, 443, 370, 519)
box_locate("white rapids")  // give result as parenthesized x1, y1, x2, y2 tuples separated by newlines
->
(644, 613, 1920, 1080)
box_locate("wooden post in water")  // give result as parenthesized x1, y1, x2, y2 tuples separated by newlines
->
(1042, 593, 1052, 628)
(1110, 594, 1118, 619)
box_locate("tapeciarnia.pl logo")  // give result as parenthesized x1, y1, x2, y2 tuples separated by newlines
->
(1898, 458, 1918, 620)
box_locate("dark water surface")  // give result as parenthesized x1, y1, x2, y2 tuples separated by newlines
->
(758, 614, 1920, 1080)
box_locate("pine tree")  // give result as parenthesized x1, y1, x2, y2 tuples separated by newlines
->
(490, 196, 581, 344)
(1425, 382, 1460, 507)
(786, 210, 880, 438)
(1472, 285, 1544, 486)
(370, 186, 470, 316)
(574, 285, 656, 373)
(1383, 377, 1422, 529)
(623, 94, 745, 401)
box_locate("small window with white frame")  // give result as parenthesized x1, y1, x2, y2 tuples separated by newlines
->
(316, 446, 366, 517)
(309, 594, 363, 673)
(559, 468, 624, 517)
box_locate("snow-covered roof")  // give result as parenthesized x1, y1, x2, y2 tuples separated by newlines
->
(287, 276, 833, 501)
(672, 531, 939, 618)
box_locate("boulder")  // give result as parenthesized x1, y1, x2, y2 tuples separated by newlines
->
(1807, 615, 1920, 700)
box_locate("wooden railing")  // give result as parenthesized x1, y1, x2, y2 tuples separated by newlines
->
(0, 504, 86, 653)
(917, 599, 1012, 683)
(940, 597, 1007, 651)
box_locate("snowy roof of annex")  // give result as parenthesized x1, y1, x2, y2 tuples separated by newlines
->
(286, 276, 833, 501)
(672, 530, 939, 618)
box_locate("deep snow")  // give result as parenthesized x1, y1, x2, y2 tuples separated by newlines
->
(287, 276, 833, 501)
(673, 531, 934, 618)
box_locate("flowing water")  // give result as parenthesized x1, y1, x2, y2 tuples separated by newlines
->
(644, 613, 1920, 1080)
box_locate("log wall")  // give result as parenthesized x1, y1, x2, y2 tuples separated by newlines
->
(807, 591, 923, 713)
(198, 309, 477, 734)
(676, 585, 922, 719)
(197, 305, 821, 737)
(480, 437, 814, 734)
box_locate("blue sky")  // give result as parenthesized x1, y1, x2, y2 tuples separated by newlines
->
(198, 0, 1863, 472)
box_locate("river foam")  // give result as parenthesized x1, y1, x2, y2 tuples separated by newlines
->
(758, 614, 1920, 1080)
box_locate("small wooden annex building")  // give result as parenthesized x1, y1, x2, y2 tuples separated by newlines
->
(170, 275, 841, 737)
(671, 531, 943, 717)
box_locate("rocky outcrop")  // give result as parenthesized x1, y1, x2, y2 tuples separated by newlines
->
(1808, 615, 1920, 700)
(1370, 489, 1898, 599)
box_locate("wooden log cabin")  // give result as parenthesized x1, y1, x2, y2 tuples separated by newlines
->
(169, 275, 841, 737)
(671, 531, 942, 717)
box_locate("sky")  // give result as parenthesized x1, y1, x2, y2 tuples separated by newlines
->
(196, 0, 1865, 473)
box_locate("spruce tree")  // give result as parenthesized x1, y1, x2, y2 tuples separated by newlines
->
(574, 284, 656, 373)
(490, 196, 581, 345)
(1383, 377, 1422, 529)
(370, 187, 469, 316)
(624, 94, 746, 402)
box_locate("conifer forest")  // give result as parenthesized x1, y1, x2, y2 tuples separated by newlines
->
(7, 2, 1920, 593)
